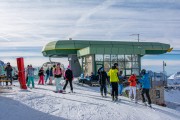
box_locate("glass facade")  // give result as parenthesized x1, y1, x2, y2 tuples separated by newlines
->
(95, 54, 140, 76)
(81, 55, 94, 77)
(80, 54, 140, 77)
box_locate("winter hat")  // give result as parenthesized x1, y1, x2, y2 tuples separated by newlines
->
(67, 65, 71, 69)
(141, 69, 146, 75)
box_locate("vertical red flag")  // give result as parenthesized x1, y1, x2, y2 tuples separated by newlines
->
(16, 57, 27, 89)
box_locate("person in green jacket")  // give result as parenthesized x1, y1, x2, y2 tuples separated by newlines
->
(108, 63, 119, 101)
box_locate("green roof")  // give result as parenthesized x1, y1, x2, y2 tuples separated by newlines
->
(42, 40, 171, 57)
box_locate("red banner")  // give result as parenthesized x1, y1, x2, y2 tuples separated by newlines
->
(16, 57, 27, 89)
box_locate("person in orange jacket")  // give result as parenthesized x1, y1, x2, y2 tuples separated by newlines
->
(128, 73, 137, 102)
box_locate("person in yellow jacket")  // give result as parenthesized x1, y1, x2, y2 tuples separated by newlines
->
(108, 63, 119, 101)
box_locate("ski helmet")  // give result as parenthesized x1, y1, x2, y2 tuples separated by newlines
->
(141, 69, 146, 75)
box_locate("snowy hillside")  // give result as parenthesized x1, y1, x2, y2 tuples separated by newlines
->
(167, 72, 180, 86)
(0, 80, 180, 120)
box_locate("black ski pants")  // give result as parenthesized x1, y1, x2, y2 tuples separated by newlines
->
(6, 73, 12, 86)
(111, 82, 118, 98)
(63, 79, 73, 91)
(141, 88, 151, 104)
(100, 84, 107, 95)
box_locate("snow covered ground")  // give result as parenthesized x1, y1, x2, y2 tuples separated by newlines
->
(165, 89, 180, 111)
(0, 80, 180, 120)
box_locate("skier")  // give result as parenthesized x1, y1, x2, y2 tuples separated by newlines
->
(27, 64, 35, 88)
(138, 69, 152, 107)
(118, 71, 124, 96)
(4, 62, 13, 86)
(128, 73, 137, 102)
(38, 67, 45, 85)
(98, 67, 108, 97)
(45, 67, 50, 84)
(26, 65, 29, 83)
(48, 67, 53, 85)
(108, 63, 119, 101)
(54, 63, 63, 93)
(63, 65, 73, 93)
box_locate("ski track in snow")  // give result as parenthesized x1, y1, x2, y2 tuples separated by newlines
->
(0, 81, 180, 120)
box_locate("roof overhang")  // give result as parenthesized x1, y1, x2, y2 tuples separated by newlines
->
(42, 40, 171, 57)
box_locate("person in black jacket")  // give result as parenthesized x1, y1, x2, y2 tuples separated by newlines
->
(63, 65, 73, 93)
(45, 67, 50, 84)
(4, 62, 13, 86)
(98, 67, 108, 97)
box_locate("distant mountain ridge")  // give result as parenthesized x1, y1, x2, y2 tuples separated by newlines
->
(168, 72, 180, 86)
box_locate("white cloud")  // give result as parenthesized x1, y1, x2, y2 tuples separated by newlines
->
(0, 51, 42, 57)
(0, 0, 179, 48)
(0, 41, 48, 47)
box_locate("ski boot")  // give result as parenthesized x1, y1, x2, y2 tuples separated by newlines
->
(112, 96, 114, 101)
(59, 90, 63, 93)
(143, 102, 147, 106)
(101, 92, 103, 97)
(115, 96, 118, 101)
(148, 104, 152, 108)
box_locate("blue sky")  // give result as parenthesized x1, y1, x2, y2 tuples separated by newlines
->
(0, 0, 180, 75)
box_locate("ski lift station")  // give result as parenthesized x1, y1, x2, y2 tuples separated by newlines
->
(42, 40, 172, 77)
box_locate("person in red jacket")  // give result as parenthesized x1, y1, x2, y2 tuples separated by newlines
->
(128, 73, 137, 102)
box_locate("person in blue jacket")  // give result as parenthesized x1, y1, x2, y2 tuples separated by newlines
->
(138, 69, 152, 107)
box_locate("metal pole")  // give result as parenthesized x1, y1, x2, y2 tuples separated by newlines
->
(163, 61, 165, 86)
(130, 34, 140, 42)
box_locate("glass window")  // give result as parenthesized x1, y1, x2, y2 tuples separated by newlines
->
(125, 62, 132, 68)
(85, 55, 93, 77)
(111, 55, 117, 62)
(125, 55, 132, 61)
(104, 61, 111, 72)
(104, 54, 110, 61)
(96, 61, 103, 65)
(126, 69, 131, 76)
(132, 69, 139, 76)
(132, 62, 139, 68)
(118, 55, 124, 61)
(78, 58, 82, 67)
(118, 61, 125, 69)
(95, 54, 103, 61)
(132, 55, 138, 61)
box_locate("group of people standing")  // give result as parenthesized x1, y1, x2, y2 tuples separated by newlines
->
(25, 63, 74, 93)
(4, 61, 151, 106)
(98, 63, 152, 107)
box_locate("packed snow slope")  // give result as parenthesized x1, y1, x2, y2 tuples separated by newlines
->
(0, 80, 180, 120)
